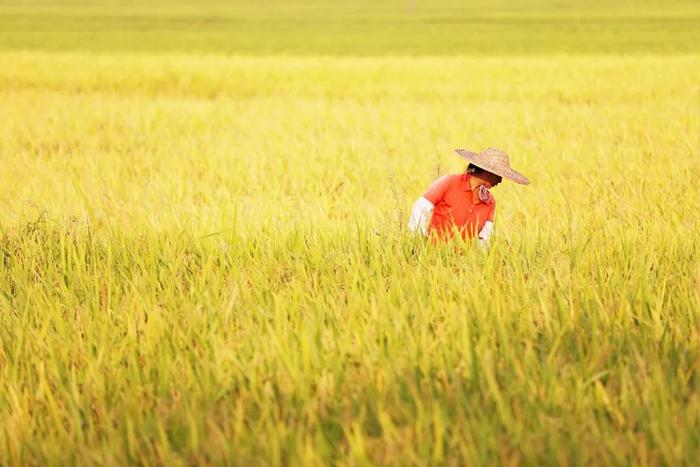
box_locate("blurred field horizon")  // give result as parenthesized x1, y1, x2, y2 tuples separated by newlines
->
(1, 1, 699, 466)
(2, 0, 700, 55)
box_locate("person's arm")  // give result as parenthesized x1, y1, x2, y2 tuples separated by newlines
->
(408, 196, 434, 237)
(477, 220, 494, 250)
(408, 175, 451, 237)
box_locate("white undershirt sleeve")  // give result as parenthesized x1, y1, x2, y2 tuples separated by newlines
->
(478, 220, 494, 250)
(408, 196, 434, 237)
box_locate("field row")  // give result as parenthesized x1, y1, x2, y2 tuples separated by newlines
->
(2, 0, 699, 55)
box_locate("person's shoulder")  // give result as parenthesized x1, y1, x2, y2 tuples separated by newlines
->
(437, 173, 463, 185)
(428, 173, 457, 188)
(424, 173, 462, 201)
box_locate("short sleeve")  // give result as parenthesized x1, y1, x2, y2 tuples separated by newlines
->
(423, 175, 452, 204)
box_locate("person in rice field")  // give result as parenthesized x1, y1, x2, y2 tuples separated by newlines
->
(408, 147, 529, 248)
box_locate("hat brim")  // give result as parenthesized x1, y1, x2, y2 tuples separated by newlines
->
(455, 149, 530, 185)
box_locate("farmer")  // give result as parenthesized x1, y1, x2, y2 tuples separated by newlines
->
(408, 147, 529, 247)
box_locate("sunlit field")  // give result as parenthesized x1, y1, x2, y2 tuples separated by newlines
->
(1, 1, 700, 465)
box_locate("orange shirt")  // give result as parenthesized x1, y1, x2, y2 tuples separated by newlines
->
(423, 173, 496, 241)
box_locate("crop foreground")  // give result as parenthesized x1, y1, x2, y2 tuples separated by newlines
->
(1, 48, 700, 466)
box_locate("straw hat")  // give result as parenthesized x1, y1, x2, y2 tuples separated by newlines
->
(454, 147, 530, 185)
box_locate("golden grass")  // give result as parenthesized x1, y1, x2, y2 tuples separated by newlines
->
(1, 52, 699, 465)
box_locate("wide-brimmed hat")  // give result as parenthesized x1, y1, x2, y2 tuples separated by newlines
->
(454, 147, 530, 185)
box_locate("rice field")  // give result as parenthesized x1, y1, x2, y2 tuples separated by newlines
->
(1, 1, 700, 465)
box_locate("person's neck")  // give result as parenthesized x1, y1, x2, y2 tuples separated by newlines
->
(467, 174, 485, 204)
(469, 174, 486, 191)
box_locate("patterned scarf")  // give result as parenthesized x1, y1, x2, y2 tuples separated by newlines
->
(476, 185, 494, 205)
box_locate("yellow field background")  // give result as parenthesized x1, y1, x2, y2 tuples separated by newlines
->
(1, 50, 699, 464)
(3, 53, 698, 230)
